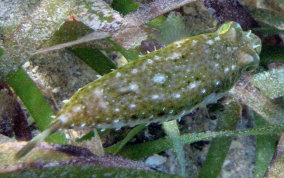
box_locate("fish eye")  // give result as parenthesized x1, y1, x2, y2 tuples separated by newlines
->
(244, 65, 257, 73)
(218, 23, 231, 34)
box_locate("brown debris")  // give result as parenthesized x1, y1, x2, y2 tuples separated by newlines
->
(200, 0, 258, 30)
(0, 83, 32, 141)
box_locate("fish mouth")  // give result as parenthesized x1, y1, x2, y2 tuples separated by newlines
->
(237, 51, 260, 67)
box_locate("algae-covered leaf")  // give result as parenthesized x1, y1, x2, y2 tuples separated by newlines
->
(1, 0, 76, 83)
(73, 0, 124, 32)
(251, 67, 284, 100)
(232, 71, 284, 125)
(249, 7, 284, 31)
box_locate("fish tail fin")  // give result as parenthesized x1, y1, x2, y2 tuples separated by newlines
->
(14, 120, 63, 160)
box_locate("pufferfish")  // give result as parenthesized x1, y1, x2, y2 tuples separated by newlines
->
(15, 22, 261, 159)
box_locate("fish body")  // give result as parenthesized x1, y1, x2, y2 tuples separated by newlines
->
(15, 22, 261, 159)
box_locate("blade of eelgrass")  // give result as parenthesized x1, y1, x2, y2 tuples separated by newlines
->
(108, 39, 140, 62)
(163, 120, 186, 177)
(106, 124, 146, 154)
(0, 47, 4, 57)
(198, 99, 240, 178)
(70, 48, 117, 75)
(6, 68, 66, 144)
(254, 114, 278, 178)
(42, 21, 117, 76)
(115, 123, 284, 160)
(112, 0, 139, 15)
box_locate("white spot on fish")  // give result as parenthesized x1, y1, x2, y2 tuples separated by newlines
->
(189, 81, 199, 89)
(166, 52, 182, 60)
(215, 54, 220, 59)
(154, 56, 161, 61)
(206, 40, 214, 45)
(62, 99, 69, 104)
(72, 105, 82, 113)
(224, 67, 230, 73)
(174, 93, 181, 99)
(129, 83, 139, 91)
(58, 114, 69, 124)
(131, 69, 138, 74)
(215, 36, 221, 41)
(153, 73, 167, 84)
(191, 40, 197, 46)
(115, 72, 121, 78)
(147, 59, 153, 64)
(92, 89, 108, 110)
(152, 94, 159, 100)
(129, 104, 136, 109)
(215, 80, 221, 86)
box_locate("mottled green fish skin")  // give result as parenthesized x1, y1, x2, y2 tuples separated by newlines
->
(14, 22, 262, 159)
(56, 22, 261, 129)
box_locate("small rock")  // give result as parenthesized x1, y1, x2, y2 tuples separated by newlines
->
(145, 154, 167, 167)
